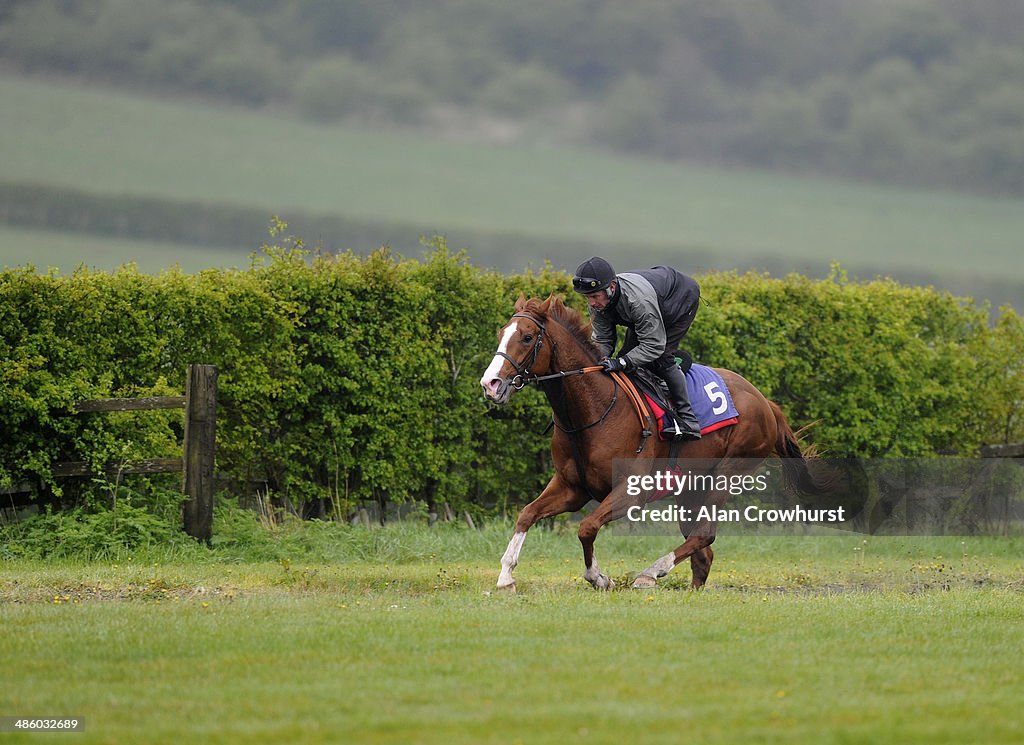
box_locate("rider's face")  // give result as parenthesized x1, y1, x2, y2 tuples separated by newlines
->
(583, 282, 615, 311)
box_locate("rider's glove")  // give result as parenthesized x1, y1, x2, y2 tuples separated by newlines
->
(600, 356, 630, 373)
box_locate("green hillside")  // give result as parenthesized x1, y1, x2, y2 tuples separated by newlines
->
(3, 75, 1023, 307)
(4, 0, 1023, 197)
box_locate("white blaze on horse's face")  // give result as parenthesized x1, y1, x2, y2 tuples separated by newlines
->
(480, 320, 519, 403)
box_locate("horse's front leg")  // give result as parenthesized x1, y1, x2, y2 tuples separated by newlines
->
(577, 484, 636, 591)
(497, 475, 589, 593)
(496, 533, 525, 591)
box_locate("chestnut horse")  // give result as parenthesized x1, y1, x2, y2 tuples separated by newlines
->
(480, 295, 831, 592)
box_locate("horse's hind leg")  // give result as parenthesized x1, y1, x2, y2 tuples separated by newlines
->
(634, 455, 764, 589)
(633, 520, 719, 589)
(631, 483, 711, 588)
(631, 543, 713, 588)
(690, 545, 714, 589)
(633, 489, 723, 589)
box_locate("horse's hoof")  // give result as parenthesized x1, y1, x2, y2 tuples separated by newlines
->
(497, 582, 517, 594)
(632, 574, 657, 589)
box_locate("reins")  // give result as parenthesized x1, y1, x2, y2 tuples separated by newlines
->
(548, 370, 618, 435)
(512, 364, 605, 387)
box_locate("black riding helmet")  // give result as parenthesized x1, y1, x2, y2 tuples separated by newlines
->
(572, 256, 616, 294)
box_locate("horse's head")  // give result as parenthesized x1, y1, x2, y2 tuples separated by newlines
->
(480, 296, 557, 404)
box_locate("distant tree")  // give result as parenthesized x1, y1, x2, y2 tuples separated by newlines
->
(2, 0, 1024, 195)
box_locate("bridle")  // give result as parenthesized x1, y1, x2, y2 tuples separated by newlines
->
(499, 312, 604, 391)
(495, 312, 650, 448)
(497, 313, 551, 390)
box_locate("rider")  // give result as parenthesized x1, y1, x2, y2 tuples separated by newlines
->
(572, 256, 702, 441)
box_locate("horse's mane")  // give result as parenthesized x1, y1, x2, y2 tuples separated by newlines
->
(516, 295, 600, 360)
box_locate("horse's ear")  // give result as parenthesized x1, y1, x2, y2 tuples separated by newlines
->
(514, 294, 528, 312)
(548, 293, 566, 310)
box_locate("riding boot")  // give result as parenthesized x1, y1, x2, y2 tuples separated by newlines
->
(659, 363, 702, 441)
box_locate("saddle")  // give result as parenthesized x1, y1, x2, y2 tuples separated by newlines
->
(628, 357, 740, 441)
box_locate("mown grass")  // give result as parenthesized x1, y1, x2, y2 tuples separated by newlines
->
(3, 74, 1024, 297)
(2, 522, 1022, 744)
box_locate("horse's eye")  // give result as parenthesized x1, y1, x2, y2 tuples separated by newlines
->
(522, 334, 533, 343)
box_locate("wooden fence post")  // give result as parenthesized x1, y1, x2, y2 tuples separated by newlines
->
(183, 364, 217, 544)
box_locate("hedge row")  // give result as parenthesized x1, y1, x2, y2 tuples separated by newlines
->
(694, 267, 1023, 456)
(2, 237, 1022, 516)
(0, 237, 569, 515)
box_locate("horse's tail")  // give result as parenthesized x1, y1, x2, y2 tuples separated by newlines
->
(769, 401, 835, 497)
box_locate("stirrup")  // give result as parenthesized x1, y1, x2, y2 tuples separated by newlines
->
(668, 419, 701, 441)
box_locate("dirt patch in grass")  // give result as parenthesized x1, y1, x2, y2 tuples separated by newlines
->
(1, 578, 242, 604)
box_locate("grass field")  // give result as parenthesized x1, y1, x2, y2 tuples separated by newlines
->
(3, 74, 1024, 306)
(2, 523, 1022, 744)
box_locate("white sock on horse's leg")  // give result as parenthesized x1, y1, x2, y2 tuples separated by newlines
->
(497, 531, 526, 588)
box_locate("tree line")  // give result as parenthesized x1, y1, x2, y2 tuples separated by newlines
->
(2, 0, 1023, 195)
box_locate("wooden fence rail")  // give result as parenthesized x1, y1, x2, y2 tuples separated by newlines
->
(74, 396, 187, 412)
(980, 442, 1024, 459)
(3, 364, 217, 543)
